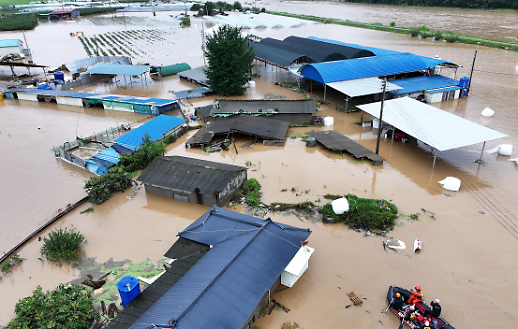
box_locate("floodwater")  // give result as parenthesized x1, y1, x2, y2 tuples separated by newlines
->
(1, 5, 518, 329)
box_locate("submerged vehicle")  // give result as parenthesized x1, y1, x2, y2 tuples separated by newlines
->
(386, 286, 455, 329)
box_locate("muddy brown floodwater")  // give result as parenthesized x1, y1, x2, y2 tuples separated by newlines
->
(1, 4, 518, 329)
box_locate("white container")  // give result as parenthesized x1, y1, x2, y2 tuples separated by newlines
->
(373, 118, 380, 129)
(438, 177, 461, 192)
(248, 81, 256, 88)
(331, 197, 349, 215)
(480, 107, 494, 117)
(498, 144, 513, 156)
(324, 116, 334, 126)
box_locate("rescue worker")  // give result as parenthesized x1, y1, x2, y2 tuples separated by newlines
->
(425, 299, 442, 318)
(403, 305, 415, 322)
(422, 319, 431, 329)
(407, 286, 424, 305)
(393, 292, 405, 309)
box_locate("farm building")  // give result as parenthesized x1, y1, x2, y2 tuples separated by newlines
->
(0, 39, 24, 58)
(208, 99, 317, 124)
(104, 206, 313, 329)
(137, 156, 247, 207)
(48, 8, 80, 20)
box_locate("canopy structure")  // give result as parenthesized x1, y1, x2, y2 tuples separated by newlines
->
(327, 77, 401, 98)
(307, 37, 401, 56)
(357, 97, 507, 164)
(203, 13, 309, 29)
(86, 63, 151, 76)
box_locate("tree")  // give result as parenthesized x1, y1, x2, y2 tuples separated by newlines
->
(204, 25, 255, 96)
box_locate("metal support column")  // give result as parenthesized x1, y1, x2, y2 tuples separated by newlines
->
(476, 141, 486, 163)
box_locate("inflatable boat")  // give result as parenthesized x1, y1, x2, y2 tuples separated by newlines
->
(386, 286, 455, 329)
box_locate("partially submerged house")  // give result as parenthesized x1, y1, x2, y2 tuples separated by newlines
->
(47, 8, 80, 20)
(104, 206, 313, 329)
(208, 99, 317, 124)
(137, 156, 247, 207)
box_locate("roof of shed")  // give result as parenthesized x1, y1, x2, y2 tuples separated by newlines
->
(177, 65, 209, 86)
(114, 115, 186, 150)
(300, 53, 455, 83)
(50, 8, 78, 14)
(259, 36, 375, 63)
(212, 99, 316, 115)
(128, 206, 312, 329)
(389, 75, 460, 95)
(251, 42, 313, 67)
(326, 77, 402, 98)
(0, 39, 22, 48)
(86, 63, 151, 76)
(307, 37, 401, 56)
(357, 97, 507, 152)
(137, 156, 246, 195)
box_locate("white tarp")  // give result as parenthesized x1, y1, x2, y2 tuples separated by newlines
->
(203, 13, 311, 30)
(327, 77, 401, 98)
(357, 97, 507, 152)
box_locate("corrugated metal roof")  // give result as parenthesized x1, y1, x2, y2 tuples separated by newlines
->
(177, 66, 209, 86)
(327, 77, 401, 97)
(65, 56, 131, 72)
(251, 42, 313, 67)
(307, 37, 401, 56)
(137, 156, 247, 195)
(114, 115, 186, 150)
(128, 206, 312, 329)
(213, 99, 316, 115)
(300, 53, 453, 83)
(357, 97, 507, 152)
(259, 36, 375, 63)
(0, 39, 21, 48)
(86, 63, 151, 76)
(150, 63, 191, 77)
(390, 75, 460, 95)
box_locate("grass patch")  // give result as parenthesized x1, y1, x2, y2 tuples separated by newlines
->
(40, 226, 86, 264)
(80, 207, 94, 214)
(270, 201, 315, 212)
(321, 194, 398, 230)
(0, 252, 25, 275)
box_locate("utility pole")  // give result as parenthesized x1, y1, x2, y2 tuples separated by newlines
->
(375, 79, 387, 155)
(467, 50, 477, 95)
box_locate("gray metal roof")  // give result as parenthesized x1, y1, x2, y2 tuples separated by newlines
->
(177, 65, 209, 87)
(212, 99, 316, 115)
(137, 156, 247, 196)
(251, 42, 314, 67)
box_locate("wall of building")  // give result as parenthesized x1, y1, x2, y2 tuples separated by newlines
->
(0, 46, 23, 57)
(240, 276, 282, 329)
(144, 184, 196, 203)
(217, 170, 247, 206)
(210, 113, 313, 125)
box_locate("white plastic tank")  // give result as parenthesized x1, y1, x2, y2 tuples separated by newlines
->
(248, 81, 256, 88)
(438, 177, 461, 192)
(331, 198, 349, 214)
(324, 116, 334, 126)
(373, 118, 380, 129)
(480, 107, 494, 117)
(498, 144, 513, 156)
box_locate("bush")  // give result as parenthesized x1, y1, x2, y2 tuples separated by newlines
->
(409, 28, 419, 37)
(181, 17, 191, 27)
(242, 178, 261, 206)
(443, 34, 458, 43)
(40, 227, 86, 263)
(84, 166, 134, 204)
(0, 252, 25, 274)
(190, 3, 201, 11)
(8, 284, 98, 329)
(119, 134, 166, 173)
(322, 194, 398, 230)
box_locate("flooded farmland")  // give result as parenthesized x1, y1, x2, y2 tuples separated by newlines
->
(1, 3, 518, 328)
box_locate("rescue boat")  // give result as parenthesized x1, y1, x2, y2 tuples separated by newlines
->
(386, 286, 455, 329)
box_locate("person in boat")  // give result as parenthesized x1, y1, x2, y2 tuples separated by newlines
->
(402, 305, 415, 321)
(422, 319, 431, 329)
(407, 285, 424, 305)
(425, 299, 442, 318)
(393, 292, 405, 309)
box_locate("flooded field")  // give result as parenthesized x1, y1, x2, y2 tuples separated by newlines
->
(1, 5, 518, 329)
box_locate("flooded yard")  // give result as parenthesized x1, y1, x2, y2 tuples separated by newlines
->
(1, 4, 518, 329)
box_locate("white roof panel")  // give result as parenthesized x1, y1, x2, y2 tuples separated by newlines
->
(284, 246, 315, 276)
(357, 97, 507, 152)
(327, 77, 402, 98)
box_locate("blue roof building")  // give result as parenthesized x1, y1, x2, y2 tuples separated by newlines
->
(106, 206, 313, 329)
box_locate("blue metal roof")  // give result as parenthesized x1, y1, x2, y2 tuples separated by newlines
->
(86, 63, 151, 76)
(389, 75, 460, 95)
(0, 39, 21, 48)
(129, 206, 312, 329)
(307, 37, 401, 56)
(114, 114, 186, 150)
(300, 53, 453, 83)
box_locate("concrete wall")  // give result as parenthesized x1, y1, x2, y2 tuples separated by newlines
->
(144, 184, 196, 203)
(217, 170, 247, 206)
(240, 276, 282, 329)
(17, 93, 38, 102)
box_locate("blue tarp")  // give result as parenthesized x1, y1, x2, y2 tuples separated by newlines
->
(114, 114, 186, 150)
(86, 63, 151, 76)
(129, 206, 312, 329)
(85, 147, 121, 175)
(389, 75, 460, 95)
(300, 53, 454, 83)
(308, 37, 401, 56)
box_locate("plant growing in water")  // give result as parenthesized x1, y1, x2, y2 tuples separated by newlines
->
(242, 178, 261, 206)
(40, 226, 86, 264)
(0, 252, 25, 274)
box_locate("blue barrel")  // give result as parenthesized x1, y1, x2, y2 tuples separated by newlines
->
(54, 71, 65, 82)
(116, 276, 141, 307)
(459, 77, 469, 89)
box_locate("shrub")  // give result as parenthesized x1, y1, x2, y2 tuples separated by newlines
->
(434, 31, 443, 40)
(0, 252, 25, 274)
(443, 34, 458, 43)
(181, 17, 191, 27)
(119, 134, 166, 172)
(409, 28, 419, 37)
(40, 227, 86, 263)
(322, 194, 398, 230)
(242, 178, 261, 206)
(8, 284, 98, 329)
(190, 3, 201, 11)
(84, 166, 134, 204)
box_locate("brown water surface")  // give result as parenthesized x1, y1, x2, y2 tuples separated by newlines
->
(1, 7, 518, 328)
